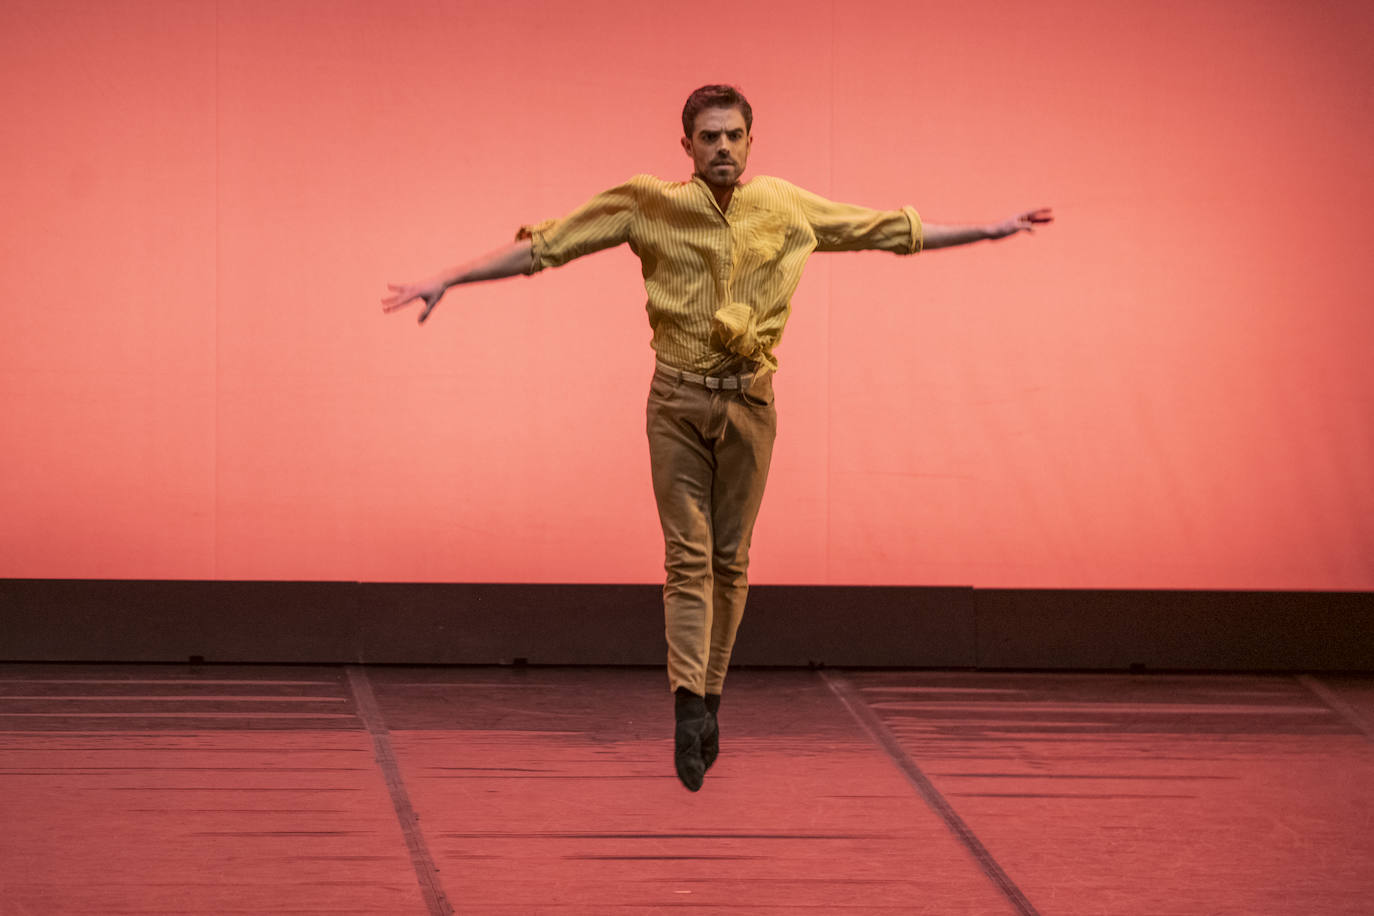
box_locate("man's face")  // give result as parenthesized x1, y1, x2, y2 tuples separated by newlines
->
(682, 106, 751, 188)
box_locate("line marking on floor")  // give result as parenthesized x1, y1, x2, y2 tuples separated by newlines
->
(345, 666, 454, 916)
(821, 670, 1042, 916)
(1296, 675, 1374, 742)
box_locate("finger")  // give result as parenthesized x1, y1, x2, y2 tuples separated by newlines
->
(382, 291, 417, 311)
(383, 283, 416, 305)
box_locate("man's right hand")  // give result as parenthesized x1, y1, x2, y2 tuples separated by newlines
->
(381, 278, 447, 324)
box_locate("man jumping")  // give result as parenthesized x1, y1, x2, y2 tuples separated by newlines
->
(382, 84, 1052, 792)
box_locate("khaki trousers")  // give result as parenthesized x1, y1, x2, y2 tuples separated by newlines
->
(646, 364, 777, 697)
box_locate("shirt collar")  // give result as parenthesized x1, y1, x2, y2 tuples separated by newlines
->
(690, 174, 749, 215)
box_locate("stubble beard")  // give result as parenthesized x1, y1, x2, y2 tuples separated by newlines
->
(700, 159, 740, 189)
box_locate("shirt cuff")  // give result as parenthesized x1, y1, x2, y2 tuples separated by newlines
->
(515, 219, 558, 273)
(902, 206, 923, 255)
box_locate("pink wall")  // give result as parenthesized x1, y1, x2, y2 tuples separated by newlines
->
(2, 0, 1371, 588)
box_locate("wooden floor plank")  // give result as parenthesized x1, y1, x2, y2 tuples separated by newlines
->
(371, 667, 1017, 914)
(843, 670, 1374, 916)
(0, 665, 428, 915)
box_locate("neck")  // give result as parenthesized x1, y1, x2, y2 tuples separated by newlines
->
(698, 174, 736, 212)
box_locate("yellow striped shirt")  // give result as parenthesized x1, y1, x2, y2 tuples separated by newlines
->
(517, 174, 921, 373)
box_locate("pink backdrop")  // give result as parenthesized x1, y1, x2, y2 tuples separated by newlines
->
(2, 0, 1371, 588)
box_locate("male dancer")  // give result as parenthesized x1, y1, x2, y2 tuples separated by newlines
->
(383, 84, 1052, 791)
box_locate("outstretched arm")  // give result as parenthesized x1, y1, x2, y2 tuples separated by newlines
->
(382, 238, 534, 324)
(922, 208, 1054, 250)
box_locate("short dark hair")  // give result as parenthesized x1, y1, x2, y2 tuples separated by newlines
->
(682, 84, 753, 138)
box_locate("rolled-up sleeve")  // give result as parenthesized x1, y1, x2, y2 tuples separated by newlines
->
(794, 186, 922, 255)
(516, 179, 641, 272)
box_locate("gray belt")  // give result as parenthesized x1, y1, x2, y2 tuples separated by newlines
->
(656, 360, 754, 391)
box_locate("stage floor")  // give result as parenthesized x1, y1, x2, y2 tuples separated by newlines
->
(2, 664, 1371, 914)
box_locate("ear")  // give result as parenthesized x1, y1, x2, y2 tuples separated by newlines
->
(680, 134, 693, 157)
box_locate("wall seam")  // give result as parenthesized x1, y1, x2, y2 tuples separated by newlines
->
(212, 0, 221, 579)
(825, 0, 836, 584)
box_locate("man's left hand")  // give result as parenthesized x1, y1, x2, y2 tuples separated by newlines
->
(989, 208, 1054, 240)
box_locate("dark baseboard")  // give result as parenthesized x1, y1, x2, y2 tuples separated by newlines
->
(2, 579, 1370, 671)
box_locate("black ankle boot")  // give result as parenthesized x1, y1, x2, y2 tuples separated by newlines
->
(673, 687, 707, 792)
(701, 693, 721, 771)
